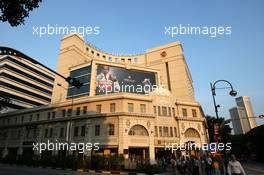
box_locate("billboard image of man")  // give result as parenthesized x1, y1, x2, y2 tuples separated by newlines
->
(96, 65, 120, 94)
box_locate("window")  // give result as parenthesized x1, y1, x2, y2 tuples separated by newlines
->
(170, 127, 173, 137)
(121, 58, 125, 63)
(74, 126, 79, 137)
(154, 126, 158, 137)
(162, 106, 167, 116)
(21, 116, 24, 123)
(159, 126, 163, 137)
(110, 103, 116, 113)
(164, 127, 169, 137)
(140, 104, 146, 113)
(76, 107, 81, 115)
(153, 106, 157, 115)
(128, 58, 132, 64)
(97, 53, 100, 57)
(108, 57, 113, 62)
(67, 109, 72, 116)
(62, 110, 66, 117)
(192, 109, 197, 117)
(83, 106, 87, 114)
(44, 129, 48, 138)
(168, 107, 171, 116)
(128, 125, 148, 136)
(172, 107, 175, 117)
(95, 125, 100, 136)
(133, 57, 138, 64)
(158, 106, 161, 116)
(81, 125, 86, 136)
(128, 103, 134, 112)
(67, 65, 91, 97)
(49, 128, 53, 138)
(52, 111, 56, 119)
(109, 124, 114, 135)
(47, 112, 51, 119)
(96, 104, 101, 113)
(29, 115, 33, 122)
(33, 129, 37, 138)
(26, 129, 30, 138)
(60, 128, 64, 137)
(182, 108, 187, 117)
(36, 114, 40, 121)
(115, 58, 119, 63)
(174, 127, 177, 137)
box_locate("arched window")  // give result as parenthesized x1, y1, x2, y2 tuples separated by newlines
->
(184, 128, 200, 138)
(128, 125, 149, 136)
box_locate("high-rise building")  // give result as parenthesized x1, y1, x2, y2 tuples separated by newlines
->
(229, 106, 251, 134)
(235, 96, 257, 129)
(229, 96, 257, 135)
(0, 34, 208, 167)
(0, 47, 55, 113)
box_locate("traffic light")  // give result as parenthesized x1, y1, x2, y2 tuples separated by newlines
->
(259, 115, 264, 119)
(66, 77, 83, 89)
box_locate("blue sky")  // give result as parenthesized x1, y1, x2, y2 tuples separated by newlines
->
(1, 0, 264, 125)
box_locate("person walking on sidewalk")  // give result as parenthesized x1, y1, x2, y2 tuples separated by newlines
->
(227, 155, 246, 175)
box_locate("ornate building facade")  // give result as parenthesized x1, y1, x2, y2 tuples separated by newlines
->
(0, 33, 208, 166)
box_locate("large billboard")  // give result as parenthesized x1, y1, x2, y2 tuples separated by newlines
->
(96, 64, 156, 95)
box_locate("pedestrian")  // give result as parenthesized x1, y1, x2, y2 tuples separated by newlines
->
(193, 157, 200, 175)
(201, 157, 206, 175)
(206, 155, 213, 175)
(227, 154, 245, 175)
(170, 157, 177, 174)
(212, 159, 221, 175)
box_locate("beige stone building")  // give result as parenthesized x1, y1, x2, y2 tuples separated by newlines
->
(0, 33, 208, 166)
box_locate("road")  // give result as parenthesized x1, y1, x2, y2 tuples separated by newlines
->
(0, 162, 263, 175)
(0, 164, 100, 175)
(242, 161, 264, 175)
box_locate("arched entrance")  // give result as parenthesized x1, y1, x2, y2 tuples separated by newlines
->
(183, 128, 201, 157)
(128, 125, 149, 136)
(128, 125, 150, 167)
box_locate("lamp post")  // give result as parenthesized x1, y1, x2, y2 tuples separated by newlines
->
(210, 80, 237, 142)
(211, 80, 237, 120)
(57, 83, 75, 146)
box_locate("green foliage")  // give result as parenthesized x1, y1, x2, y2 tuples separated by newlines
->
(0, 0, 42, 26)
(246, 125, 264, 162)
(205, 115, 232, 143)
(91, 155, 124, 171)
(0, 153, 126, 171)
(135, 164, 163, 175)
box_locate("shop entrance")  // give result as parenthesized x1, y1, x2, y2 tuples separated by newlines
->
(129, 147, 149, 164)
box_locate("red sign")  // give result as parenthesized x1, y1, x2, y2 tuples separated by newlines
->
(160, 51, 167, 57)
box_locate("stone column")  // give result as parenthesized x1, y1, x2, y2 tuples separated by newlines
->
(149, 132, 156, 164)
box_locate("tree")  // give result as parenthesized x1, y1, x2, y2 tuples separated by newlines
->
(0, 0, 42, 27)
(205, 115, 232, 143)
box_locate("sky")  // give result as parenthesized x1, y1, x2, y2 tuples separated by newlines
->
(0, 0, 263, 125)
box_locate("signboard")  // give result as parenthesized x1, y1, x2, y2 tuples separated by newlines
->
(96, 64, 156, 95)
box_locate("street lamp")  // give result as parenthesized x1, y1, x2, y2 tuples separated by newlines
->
(57, 83, 74, 145)
(210, 80, 237, 143)
(210, 80, 237, 120)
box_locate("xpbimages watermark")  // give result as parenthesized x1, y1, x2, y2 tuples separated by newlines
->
(164, 24, 232, 38)
(32, 24, 100, 37)
(32, 140, 100, 154)
(164, 142, 232, 153)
